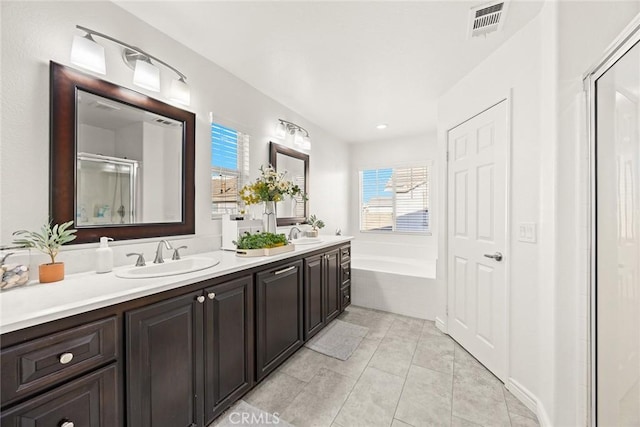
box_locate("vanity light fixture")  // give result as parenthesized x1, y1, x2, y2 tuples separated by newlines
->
(70, 25, 190, 105)
(70, 33, 106, 75)
(275, 119, 311, 150)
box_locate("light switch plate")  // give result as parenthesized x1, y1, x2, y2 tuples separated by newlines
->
(518, 223, 537, 243)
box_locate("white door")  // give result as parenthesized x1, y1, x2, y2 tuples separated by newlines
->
(447, 101, 508, 380)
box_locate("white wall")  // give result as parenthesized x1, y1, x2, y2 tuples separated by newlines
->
(0, 1, 349, 274)
(437, 2, 639, 426)
(348, 133, 438, 261)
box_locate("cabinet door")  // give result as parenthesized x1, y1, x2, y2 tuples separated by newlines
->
(203, 276, 254, 424)
(0, 364, 119, 427)
(126, 291, 203, 427)
(256, 261, 303, 382)
(325, 250, 341, 322)
(304, 254, 325, 340)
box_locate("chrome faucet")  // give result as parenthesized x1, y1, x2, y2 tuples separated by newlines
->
(153, 240, 174, 264)
(288, 226, 302, 241)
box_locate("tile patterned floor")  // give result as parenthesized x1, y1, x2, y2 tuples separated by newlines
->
(220, 305, 540, 427)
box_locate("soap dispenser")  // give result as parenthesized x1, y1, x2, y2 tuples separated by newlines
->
(96, 237, 114, 273)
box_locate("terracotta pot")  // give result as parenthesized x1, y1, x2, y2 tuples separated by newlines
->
(39, 263, 64, 283)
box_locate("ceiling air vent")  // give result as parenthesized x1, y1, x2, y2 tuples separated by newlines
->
(468, 1, 508, 38)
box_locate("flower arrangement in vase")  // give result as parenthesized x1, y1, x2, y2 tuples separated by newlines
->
(240, 165, 306, 233)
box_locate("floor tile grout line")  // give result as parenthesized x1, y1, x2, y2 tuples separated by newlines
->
(391, 319, 426, 427)
(327, 309, 387, 426)
(502, 384, 515, 427)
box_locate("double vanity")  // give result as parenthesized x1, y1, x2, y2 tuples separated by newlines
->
(0, 237, 352, 427)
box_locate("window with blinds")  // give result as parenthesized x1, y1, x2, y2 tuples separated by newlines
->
(211, 122, 250, 216)
(359, 166, 430, 233)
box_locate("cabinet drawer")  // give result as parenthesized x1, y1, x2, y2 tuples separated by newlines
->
(341, 285, 351, 309)
(1, 317, 118, 405)
(340, 246, 351, 263)
(0, 363, 119, 427)
(341, 263, 351, 285)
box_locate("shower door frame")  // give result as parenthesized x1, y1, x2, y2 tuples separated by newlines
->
(585, 14, 640, 427)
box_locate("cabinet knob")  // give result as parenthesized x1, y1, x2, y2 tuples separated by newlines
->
(60, 421, 74, 427)
(208, 292, 216, 300)
(196, 296, 205, 303)
(59, 352, 74, 364)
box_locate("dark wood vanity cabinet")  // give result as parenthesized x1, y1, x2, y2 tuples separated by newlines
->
(255, 260, 304, 382)
(303, 250, 341, 340)
(0, 364, 118, 427)
(203, 276, 254, 424)
(0, 316, 120, 427)
(304, 254, 325, 339)
(340, 245, 352, 310)
(0, 241, 350, 427)
(126, 276, 254, 427)
(126, 290, 203, 427)
(325, 250, 341, 322)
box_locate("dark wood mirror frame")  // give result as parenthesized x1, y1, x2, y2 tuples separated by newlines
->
(269, 142, 309, 226)
(50, 62, 195, 244)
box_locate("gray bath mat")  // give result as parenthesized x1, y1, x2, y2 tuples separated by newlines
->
(305, 319, 369, 360)
(210, 400, 294, 427)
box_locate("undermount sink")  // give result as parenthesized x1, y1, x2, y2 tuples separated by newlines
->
(292, 237, 322, 245)
(116, 257, 221, 279)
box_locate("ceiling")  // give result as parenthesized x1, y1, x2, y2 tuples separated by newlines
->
(114, 1, 544, 143)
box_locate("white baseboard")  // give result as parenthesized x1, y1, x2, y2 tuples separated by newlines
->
(507, 378, 552, 427)
(435, 316, 447, 333)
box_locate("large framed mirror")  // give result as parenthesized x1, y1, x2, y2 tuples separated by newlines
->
(50, 62, 195, 244)
(269, 142, 309, 226)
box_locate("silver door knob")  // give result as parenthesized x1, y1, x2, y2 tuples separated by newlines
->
(208, 292, 216, 300)
(484, 252, 503, 262)
(196, 296, 205, 303)
(60, 421, 74, 427)
(59, 352, 74, 364)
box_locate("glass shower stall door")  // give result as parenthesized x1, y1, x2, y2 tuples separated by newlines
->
(595, 32, 640, 426)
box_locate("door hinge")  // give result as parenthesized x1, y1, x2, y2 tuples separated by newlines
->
(446, 151, 449, 161)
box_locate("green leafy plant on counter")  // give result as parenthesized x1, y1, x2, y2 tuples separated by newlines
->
(233, 232, 289, 250)
(12, 220, 77, 264)
(308, 214, 325, 231)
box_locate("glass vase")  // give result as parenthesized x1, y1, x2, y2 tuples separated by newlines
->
(263, 201, 277, 234)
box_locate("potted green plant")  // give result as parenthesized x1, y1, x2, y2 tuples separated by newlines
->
(233, 231, 292, 257)
(306, 214, 325, 238)
(12, 220, 77, 283)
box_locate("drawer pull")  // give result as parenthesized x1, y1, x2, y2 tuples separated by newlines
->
(60, 421, 74, 427)
(59, 353, 74, 364)
(274, 266, 296, 275)
(196, 296, 205, 303)
(208, 292, 216, 300)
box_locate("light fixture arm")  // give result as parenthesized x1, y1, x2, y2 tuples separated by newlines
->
(278, 119, 310, 137)
(76, 25, 187, 81)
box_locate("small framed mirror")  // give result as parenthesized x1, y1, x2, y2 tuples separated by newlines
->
(50, 62, 195, 243)
(269, 142, 309, 226)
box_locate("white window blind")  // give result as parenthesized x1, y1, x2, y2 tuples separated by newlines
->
(211, 122, 250, 216)
(359, 166, 430, 233)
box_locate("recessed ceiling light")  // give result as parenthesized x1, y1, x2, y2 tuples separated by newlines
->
(376, 123, 388, 130)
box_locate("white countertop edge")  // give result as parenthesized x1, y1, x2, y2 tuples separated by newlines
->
(0, 236, 353, 335)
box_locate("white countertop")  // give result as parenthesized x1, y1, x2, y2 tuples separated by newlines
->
(0, 236, 352, 335)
